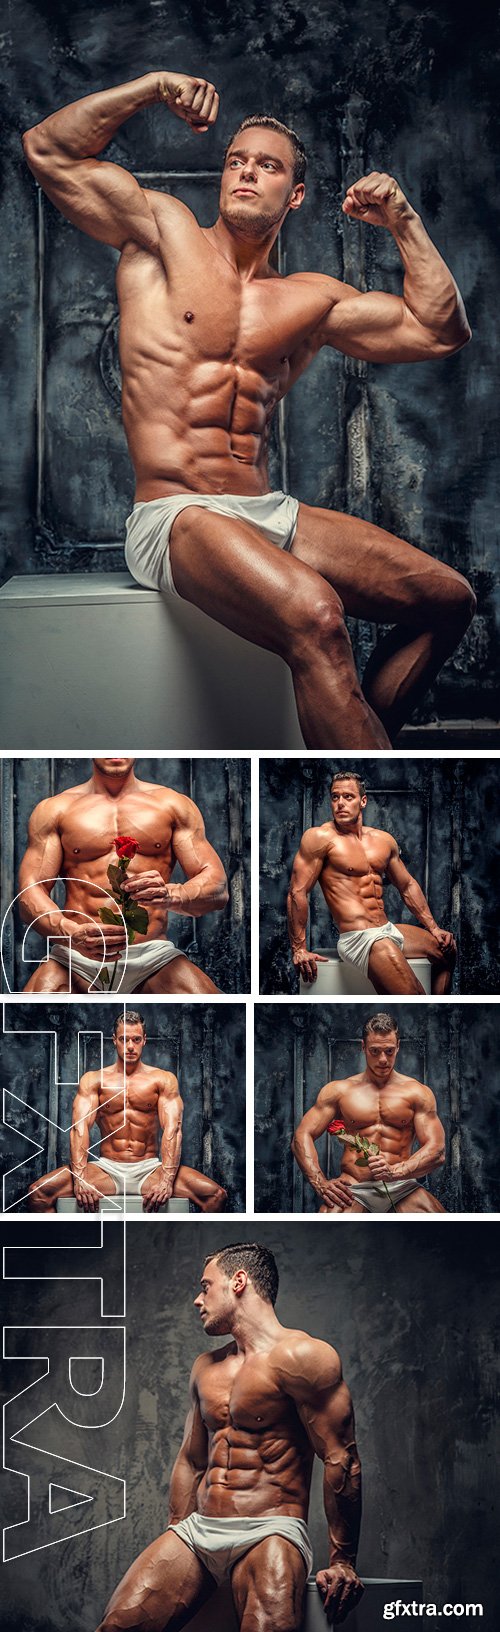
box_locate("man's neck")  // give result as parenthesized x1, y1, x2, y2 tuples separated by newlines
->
(90, 766, 138, 798)
(229, 1301, 284, 1356)
(205, 216, 279, 280)
(332, 815, 365, 840)
(362, 1067, 398, 1090)
(114, 1056, 143, 1077)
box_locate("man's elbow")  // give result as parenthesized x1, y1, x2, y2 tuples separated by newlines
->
(435, 1146, 446, 1169)
(22, 126, 55, 178)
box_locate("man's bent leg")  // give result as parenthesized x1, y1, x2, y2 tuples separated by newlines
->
(97, 1530, 215, 1632)
(291, 504, 476, 736)
(397, 924, 456, 994)
(396, 1189, 447, 1213)
(141, 953, 219, 994)
(27, 1162, 119, 1214)
(367, 941, 425, 995)
(169, 507, 389, 748)
(231, 1536, 308, 1632)
(23, 959, 71, 992)
(172, 1164, 227, 1211)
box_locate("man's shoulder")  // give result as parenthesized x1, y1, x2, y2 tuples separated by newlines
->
(273, 1328, 342, 1392)
(29, 784, 86, 825)
(192, 1342, 236, 1377)
(395, 1071, 434, 1107)
(301, 821, 335, 856)
(144, 189, 202, 237)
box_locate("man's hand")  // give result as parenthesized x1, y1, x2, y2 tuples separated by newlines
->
(318, 1177, 356, 1211)
(430, 926, 456, 956)
(316, 1561, 364, 1624)
(124, 870, 170, 906)
(292, 948, 329, 984)
(342, 171, 411, 231)
(367, 1152, 394, 1182)
(73, 1174, 102, 1213)
(155, 73, 219, 134)
(141, 1172, 175, 1213)
(55, 916, 126, 960)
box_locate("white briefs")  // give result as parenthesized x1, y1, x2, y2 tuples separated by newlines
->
(91, 1155, 161, 1195)
(349, 1179, 421, 1213)
(168, 1513, 314, 1585)
(337, 920, 405, 979)
(50, 938, 181, 993)
(124, 490, 300, 596)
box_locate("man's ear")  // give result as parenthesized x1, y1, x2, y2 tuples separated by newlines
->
(232, 1270, 248, 1297)
(288, 183, 305, 212)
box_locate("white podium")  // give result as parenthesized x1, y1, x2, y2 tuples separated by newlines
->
(299, 953, 432, 997)
(56, 1196, 190, 1214)
(0, 573, 303, 749)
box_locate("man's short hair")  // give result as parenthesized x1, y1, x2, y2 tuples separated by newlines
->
(224, 116, 307, 186)
(113, 1011, 146, 1034)
(330, 770, 366, 798)
(204, 1242, 279, 1305)
(362, 1013, 400, 1042)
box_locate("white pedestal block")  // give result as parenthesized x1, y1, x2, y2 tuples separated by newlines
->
(0, 573, 303, 749)
(56, 1196, 190, 1214)
(184, 1577, 422, 1631)
(299, 952, 432, 997)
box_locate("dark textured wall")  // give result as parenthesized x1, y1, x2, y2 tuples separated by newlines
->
(1, 1220, 498, 1627)
(1, 1000, 247, 1210)
(259, 757, 500, 994)
(0, 756, 250, 994)
(254, 1002, 500, 1213)
(1, 0, 499, 729)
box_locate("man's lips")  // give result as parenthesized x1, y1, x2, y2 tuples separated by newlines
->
(232, 187, 258, 195)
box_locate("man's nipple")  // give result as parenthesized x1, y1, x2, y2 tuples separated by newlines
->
(184, 311, 194, 323)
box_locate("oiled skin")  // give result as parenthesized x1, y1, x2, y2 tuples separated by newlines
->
(299, 822, 395, 932)
(190, 1341, 314, 1519)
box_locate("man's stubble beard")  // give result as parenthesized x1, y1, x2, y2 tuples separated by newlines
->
(220, 198, 288, 239)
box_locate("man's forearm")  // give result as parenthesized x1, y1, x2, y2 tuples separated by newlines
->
(287, 887, 309, 954)
(168, 1453, 205, 1523)
(23, 73, 171, 164)
(19, 883, 67, 938)
(393, 205, 470, 345)
(292, 1130, 328, 1199)
(159, 1114, 183, 1194)
(400, 875, 439, 933)
(69, 1124, 90, 1179)
(324, 1451, 362, 1566)
(162, 872, 228, 918)
(391, 1142, 445, 1181)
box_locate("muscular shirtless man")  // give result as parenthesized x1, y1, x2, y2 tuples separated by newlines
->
(97, 1242, 363, 1631)
(27, 1010, 227, 1214)
(17, 757, 228, 993)
(23, 73, 475, 750)
(292, 1012, 446, 1213)
(287, 770, 456, 994)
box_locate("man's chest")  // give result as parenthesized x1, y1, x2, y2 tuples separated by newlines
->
(61, 795, 172, 864)
(324, 832, 393, 883)
(98, 1071, 160, 1117)
(337, 1085, 414, 1132)
(199, 1355, 289, 1433)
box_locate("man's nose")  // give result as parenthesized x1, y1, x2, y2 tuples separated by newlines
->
(240, 160, 257, 180)
(194, 1294, 202, 1307)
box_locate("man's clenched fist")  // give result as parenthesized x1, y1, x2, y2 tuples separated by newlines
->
(342, 171, 411, 229)
(155, 73, 219, 132)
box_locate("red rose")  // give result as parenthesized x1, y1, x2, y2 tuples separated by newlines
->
(115, 835, 139, 860)
(328, 1119, 346, 1134)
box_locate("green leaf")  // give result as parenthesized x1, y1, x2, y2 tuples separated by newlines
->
(100, 968, 110, 987)
(99, 908, 123, 926)
(125, 905, 149, 935)
(127, 930, 136, 945)
(107, 864, 122, 891)
(355, 1154, 369, 1166)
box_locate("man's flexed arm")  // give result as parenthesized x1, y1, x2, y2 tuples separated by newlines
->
(287, 829, 330, 984)
(385, 842, 456, 955)
(168, 1359, 209, 1522)
(22, 72, 219, 250)
(280, 1338, 363, 1624)
(142, 1073, 183, 1213)
(319, 172, 471, 364)
(125, 797, 229, 918)
(69, 1073, 101, 1212)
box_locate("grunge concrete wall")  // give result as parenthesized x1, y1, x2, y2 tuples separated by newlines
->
(253, 1001, 500, 1213)
(259, 757, 500, 994)
(0, 1220, 498, 1626)
(0, 756, 250, 994)
(1, 0, 499, 731)
(0, 1000, 247, 1210)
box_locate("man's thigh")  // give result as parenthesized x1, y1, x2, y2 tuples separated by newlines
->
(99, 1530, 214, 1632)
(397, 923, 452, 967)
(141, 954, 218, 994)
(367, 940, 424, 994)
(168, 504, 339, 656)
(292, 502, 463, 624)
(396, 1189, 447, 1214)
(23, 958, 70, 992)
(231, 1535, 308, 1631)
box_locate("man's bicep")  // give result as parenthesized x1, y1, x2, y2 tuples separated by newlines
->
(26, 147, 159, 252)
(172, 799, 226, 883)
(19, 802, 64, 888)
(321, 285, 437, 363)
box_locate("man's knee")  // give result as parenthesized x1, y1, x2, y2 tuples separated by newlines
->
(211, 1184, 227, 1210)
(292, 586, 346, 655)
(427, 567, 476, 632)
